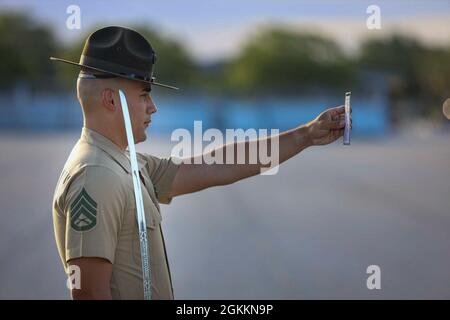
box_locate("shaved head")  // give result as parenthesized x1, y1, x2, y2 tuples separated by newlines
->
(77, 73, 120, 116)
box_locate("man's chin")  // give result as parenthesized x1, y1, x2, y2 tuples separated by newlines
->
(133, 132, 147, 144)
(141, 132, 148, 142)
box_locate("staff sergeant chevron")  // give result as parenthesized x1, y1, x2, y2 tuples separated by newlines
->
(70, 187, 98, 232)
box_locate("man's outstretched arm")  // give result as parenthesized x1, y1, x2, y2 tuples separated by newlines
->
(170, 105, 351, 197)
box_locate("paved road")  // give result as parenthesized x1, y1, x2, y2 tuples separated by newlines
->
(0, 131, 449, 299)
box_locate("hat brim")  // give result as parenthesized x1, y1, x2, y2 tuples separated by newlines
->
(50, 57, 179, 90)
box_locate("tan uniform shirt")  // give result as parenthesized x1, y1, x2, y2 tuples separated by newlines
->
(52, 127, 180, 299)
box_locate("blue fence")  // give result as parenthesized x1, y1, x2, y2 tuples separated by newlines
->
(0, 89, 390, 136)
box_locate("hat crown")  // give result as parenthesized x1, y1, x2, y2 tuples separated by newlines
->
(80, 26, 156, 79)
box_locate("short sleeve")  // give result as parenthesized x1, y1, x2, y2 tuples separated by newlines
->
(141, 154, 181, 204)
(63, 166, 126, 264)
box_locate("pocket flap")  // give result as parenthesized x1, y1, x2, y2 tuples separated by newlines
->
(143, 202, 161, 230)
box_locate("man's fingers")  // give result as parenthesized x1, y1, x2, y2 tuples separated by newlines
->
(335, 105, 345, 114)
(333, 114, 352, 124)
(332, 128, 345, 139)
(332, 105, 352, 115)
(325, 119, 346, 129)
(332, 111, 344, 121)
(325, 116, 353, 130)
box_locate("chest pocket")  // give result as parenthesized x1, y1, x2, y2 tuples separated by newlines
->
(131, 171, 164, 267)
(139, 171, 162, 229)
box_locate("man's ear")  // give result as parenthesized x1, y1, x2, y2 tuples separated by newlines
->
(101, 88, 116, 111)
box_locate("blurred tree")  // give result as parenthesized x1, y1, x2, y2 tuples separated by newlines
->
(0, 13, 56, 90)
(360, 35, 450, 119)
(416, 47, 450, 121)
(52, 34, 85, 90)
(359, 35, 425, 94)
(415, 47, 450, 101)
(134, 26, 196, 91)
(225, 28, 356, 96)
(193, 61, 230, 96)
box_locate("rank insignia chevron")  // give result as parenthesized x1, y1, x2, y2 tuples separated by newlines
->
(70, 187, 98, 232)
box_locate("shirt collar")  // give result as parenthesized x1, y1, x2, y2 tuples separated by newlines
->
(80, 127, 146, 173)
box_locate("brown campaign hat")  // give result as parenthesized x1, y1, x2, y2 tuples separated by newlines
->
(50, 26, 178, 90)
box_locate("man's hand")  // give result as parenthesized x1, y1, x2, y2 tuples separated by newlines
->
(305, 105, 352, 146)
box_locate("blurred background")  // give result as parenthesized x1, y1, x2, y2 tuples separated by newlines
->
(0, 0, 449, 299)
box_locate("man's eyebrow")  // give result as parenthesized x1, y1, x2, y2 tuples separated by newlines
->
(141, 86, 151, 93)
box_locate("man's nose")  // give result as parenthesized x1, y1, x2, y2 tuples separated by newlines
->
(148, 97, 157, 114)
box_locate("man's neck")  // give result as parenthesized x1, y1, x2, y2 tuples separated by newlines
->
(84, 120, 127, 151)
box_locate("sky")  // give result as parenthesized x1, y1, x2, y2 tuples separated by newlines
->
(1, 0, 449, 62)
